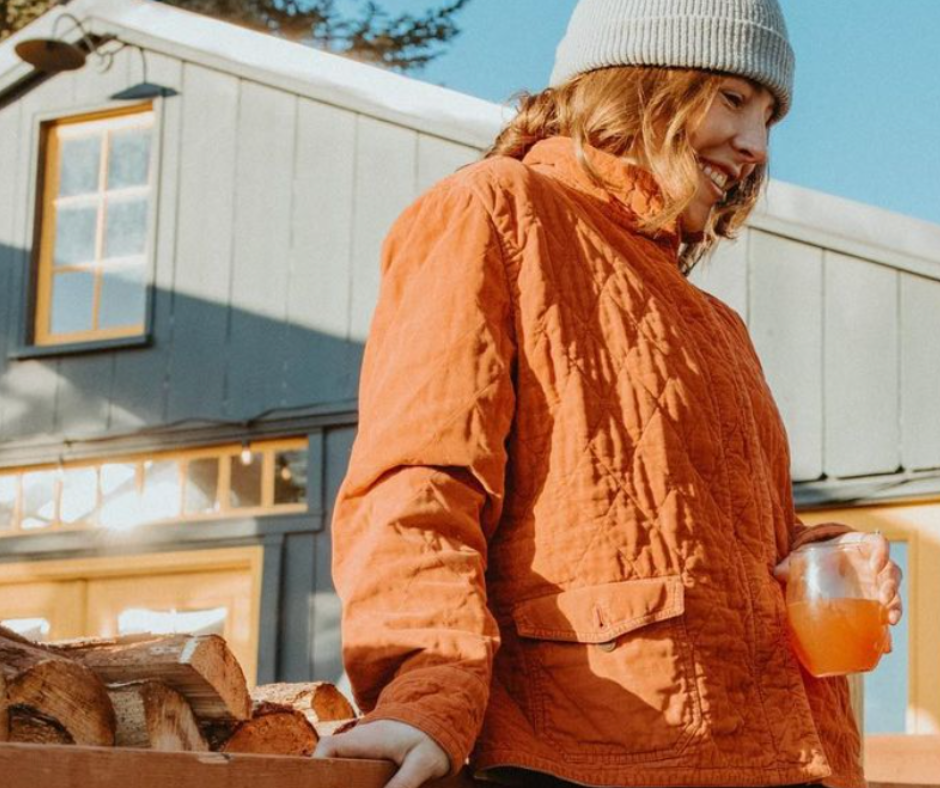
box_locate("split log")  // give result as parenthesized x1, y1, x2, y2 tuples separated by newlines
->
(109, 681, 208, 752)
(251, 682, 356, 727)
(219, 701, 318, 757)
(0, 626, 115, 746)
(52, 633, 250, 724)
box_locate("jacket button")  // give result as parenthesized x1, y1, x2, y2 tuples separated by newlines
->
(596, 640, 617, 652)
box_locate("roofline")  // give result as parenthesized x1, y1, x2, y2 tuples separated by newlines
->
(3, 1, 940, 273)
(0, 0, 511, 148)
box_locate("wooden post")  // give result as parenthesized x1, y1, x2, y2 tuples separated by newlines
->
(849, 673, 865, 764)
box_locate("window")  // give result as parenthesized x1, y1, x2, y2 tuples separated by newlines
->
(864, 540, 910, 733)
(33, 104, 155, 346)
(0, 438, 308, 536)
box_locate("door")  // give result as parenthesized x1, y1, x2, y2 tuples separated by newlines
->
(0, 547, 262, 684)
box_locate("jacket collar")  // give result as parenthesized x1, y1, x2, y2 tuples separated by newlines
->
(521, 136, 685, 253)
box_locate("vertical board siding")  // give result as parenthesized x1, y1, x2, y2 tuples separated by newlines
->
(749, 232, 825, 481)
(0, 98, 23, 437)
(164, 64, 239, 423)
(109, 53, 184, 432)
(282, 100, 357, 409)
(348, 117, 418, 345)
(224, 82, 296, 420)
(689, 231, 749, 321)
(900, 275, 940, 471)
(824, 252, 901, 477)
(311, 424, 356, 684)
(0, 71, 77, 441)
(416, 135, 479, 195)
(53, 48, 134, 438)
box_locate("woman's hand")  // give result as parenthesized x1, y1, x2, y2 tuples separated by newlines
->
(774, 531, 904, 634)
(313, 719, 450, 788)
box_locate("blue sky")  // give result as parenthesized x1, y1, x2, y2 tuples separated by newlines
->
(350, 0, 940, 226)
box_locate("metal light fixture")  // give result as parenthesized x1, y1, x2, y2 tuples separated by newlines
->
(14, 12, 102, 74)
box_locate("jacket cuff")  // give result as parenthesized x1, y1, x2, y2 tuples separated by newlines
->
(362, 666, 489, 777)
(792, 521, 855, 551)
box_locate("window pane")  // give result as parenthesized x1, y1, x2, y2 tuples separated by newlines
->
(185, 458, 219, 515)
(141, 460, 181, 523)
(98, 264, 146, 330)
(21, 470, 57, 530)
(54, 204, 98, 266)
(59, 135, 101, 196)
(230, 454, 262, 509)
(99, 462, 144, 531)
(0, 474, 17, 531)
(273, 449, 307, 506)
(118, 607, 227, 638)
(104, 198, 148, 258)
(1, 618, 51, 642)
(108, 128, 151, 189)
(50, 271, 95, 335)
(864, 541, 910, 734)
(60, 467, 97, 525)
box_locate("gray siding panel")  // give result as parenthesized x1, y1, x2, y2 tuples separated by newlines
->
(224, 82, 296, 420)
(164, 65, 239, 423)
(824, 252, 901, 477)
(1, 72, 76, 441)
(689, 232, 749, 321)
(348, 117, 418, 345)
(416, 135, 478, 195)
(749, 232, 825, 482)
(283, 100, 357, 408)
(0, 98, 23, 438)
(110, 53, 185, 432)
(901, 275, 940, 471)
(311, 424, 356, 684)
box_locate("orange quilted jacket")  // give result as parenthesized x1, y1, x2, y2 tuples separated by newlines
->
(331, 136, 864, 788)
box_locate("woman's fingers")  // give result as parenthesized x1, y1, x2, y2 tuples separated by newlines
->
(313, 724, 403, 764)
(312, 720, 450, 788)
(384, 748, 449, 788)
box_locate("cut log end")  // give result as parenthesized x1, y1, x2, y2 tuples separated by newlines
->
(220, 704, 319, 757)
(9, 709, 75, 745)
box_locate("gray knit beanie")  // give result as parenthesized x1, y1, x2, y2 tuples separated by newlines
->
(550, 0, 795, 119)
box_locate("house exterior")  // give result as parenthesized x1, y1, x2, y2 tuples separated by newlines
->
(1, 0, 938, 747)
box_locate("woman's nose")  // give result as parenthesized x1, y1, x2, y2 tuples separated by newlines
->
(734, 119, 769, 165)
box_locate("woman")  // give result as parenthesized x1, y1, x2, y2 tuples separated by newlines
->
(316, 1, 904, 787)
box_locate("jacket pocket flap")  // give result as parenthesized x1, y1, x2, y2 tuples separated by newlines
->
(512, 576, 684, 643)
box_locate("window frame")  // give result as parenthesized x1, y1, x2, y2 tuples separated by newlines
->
(19, 99, 164, 355)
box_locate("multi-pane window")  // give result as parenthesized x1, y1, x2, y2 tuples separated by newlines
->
(34, 104, 155, 346)
(0, 438, 308, 536)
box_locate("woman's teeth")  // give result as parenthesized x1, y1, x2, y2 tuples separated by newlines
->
(700, 163, 728, 191)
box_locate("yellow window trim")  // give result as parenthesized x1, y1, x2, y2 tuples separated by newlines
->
(33, 103, 155, 347)
(0, 437, 308, 537)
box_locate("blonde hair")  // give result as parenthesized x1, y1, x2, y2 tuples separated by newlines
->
(484, 67, 769, 275)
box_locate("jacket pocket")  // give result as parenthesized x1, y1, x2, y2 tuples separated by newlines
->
(512, 576, 702, 762)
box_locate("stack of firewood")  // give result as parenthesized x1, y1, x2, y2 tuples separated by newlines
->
(0, 624, 358, 755)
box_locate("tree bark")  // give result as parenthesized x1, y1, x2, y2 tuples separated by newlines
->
(219, 701, 319, 756)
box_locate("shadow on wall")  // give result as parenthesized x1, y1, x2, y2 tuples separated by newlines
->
(0, 241, 367, 447)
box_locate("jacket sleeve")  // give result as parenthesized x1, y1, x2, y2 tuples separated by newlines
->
(330, 177, 515, 774)
(790, 516, 853, 550)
